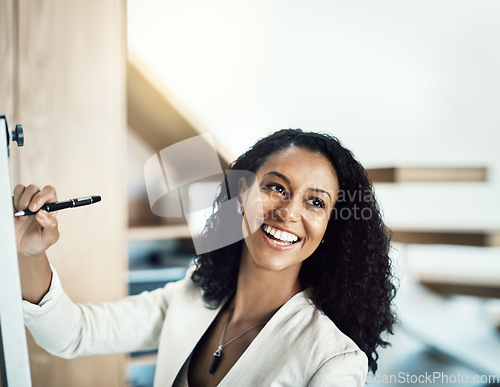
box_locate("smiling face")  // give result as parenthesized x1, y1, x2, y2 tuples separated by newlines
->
(240, 146, 339, 274)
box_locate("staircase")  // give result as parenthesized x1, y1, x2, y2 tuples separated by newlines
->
(367, 167, 500, 377)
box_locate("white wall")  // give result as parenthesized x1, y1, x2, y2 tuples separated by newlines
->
(128, 0, 500, 229)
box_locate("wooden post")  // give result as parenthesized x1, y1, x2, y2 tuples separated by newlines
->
(5, 1, 128, 386)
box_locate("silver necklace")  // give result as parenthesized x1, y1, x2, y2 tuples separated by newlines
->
(208, 307, 266, 374)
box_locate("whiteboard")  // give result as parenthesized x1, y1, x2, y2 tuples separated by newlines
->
(0, 116, 32, 386)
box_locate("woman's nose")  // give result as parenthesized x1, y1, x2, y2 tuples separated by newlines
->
(273, 197, 302, 222)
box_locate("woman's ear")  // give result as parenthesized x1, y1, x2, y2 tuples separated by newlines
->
(237, 177, 249, 213)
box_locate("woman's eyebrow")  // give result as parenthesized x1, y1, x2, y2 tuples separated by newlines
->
(263, 171, 290, 184)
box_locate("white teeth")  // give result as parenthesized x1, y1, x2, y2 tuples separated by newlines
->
(263, 224, 299, 244)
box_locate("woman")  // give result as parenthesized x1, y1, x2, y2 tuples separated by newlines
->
(16, 129, 396, 386)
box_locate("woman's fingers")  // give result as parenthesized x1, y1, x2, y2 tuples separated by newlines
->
(13, 184, 58, 213)
(16, 184, 40, 212)
(36, 210, 60, 246)
(13, 184, 61, 257)
(30, 185, 58, 213)
(13, 184, 27, 211)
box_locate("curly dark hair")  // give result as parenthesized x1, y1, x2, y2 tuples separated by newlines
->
(191, 129, 397, 373)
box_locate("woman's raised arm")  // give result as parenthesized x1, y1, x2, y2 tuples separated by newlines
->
(13, 184, 60, 304)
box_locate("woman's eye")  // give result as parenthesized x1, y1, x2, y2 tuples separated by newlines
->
(308, 197, 325, 209)
(266, 183, 287, 196)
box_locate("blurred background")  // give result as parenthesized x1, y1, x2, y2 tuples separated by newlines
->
(126, 2, 500, 386)
(2, 0, 500, 386)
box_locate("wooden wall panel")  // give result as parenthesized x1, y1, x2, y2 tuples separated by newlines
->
(1, 1, 15, 386)
(12, 1, 128, 386)
(0, 0, 15, 121)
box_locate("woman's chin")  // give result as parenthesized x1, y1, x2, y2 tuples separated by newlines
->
(249, 252, 304, 273)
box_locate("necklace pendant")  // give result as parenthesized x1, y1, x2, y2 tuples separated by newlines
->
(209, 348, 222, 374)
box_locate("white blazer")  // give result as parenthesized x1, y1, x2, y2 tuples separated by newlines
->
(24, 268, 367, 386)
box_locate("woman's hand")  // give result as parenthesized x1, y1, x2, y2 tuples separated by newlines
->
(13, 184, 60, 258)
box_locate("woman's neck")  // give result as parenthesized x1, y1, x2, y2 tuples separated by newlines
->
(231, 247, 303, 324)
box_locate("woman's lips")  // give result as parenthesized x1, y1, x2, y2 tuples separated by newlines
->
(260, 224, 301, 251)
(262, 224, 299, 243)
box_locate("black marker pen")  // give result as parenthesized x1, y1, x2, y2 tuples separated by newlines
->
(15, 196, 101, 216)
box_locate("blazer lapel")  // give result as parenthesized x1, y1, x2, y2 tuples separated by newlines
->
(153, 289, 223, 386)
